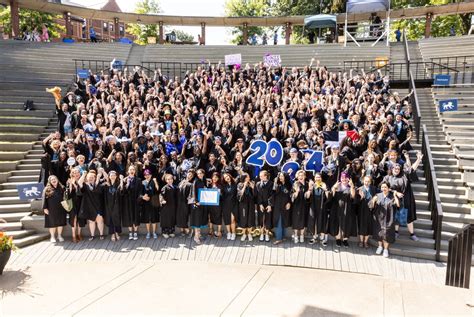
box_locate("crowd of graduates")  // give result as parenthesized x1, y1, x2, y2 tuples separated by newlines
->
(41, 58, 422, 258)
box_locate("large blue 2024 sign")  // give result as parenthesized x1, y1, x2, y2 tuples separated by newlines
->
(246, 139, 323, 176)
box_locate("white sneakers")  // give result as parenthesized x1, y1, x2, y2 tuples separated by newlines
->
(227, 232, 231, 240)
(248, 234, 253, 242)
(50, 236, 56, 243)
(241, 234, 247, 241)
(259, 234, 264, 241)
(383, 249, 390, 258)
(129, 233, 133, 240)
(58, 235, 64, 242)
(231, 233, 236, 241)
(299, 235, 304, 243)
(376, 246, 383, 255)
(265, 234, 270, 242)
(162, 233, 170, 239)
(293, 235, 299, 244)
(50, 236, 64, 243)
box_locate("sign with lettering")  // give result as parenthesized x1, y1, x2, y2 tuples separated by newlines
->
(264, 54, 281, 67)
(224, 54, 242, 66)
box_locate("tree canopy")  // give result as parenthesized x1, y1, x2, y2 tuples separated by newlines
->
(225, 0, 270, 44)
(0, 6, 64, 39)
(126, 0, 161, 44)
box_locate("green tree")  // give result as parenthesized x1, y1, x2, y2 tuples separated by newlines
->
(225, 0, 270, 45)
(126, 0, 161, 44)
(0, 6, 64, 38)
(167, 29, 195, 42)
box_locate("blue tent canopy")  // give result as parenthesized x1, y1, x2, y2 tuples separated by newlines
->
(304, 14, 337, 29)
(347, 0, 390, 14)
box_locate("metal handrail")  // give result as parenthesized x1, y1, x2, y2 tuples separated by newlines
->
(409, 70, 422, 143)
(403, 29, 411, 78)
(446, 224, 472, 288)
(421, 124, 444, 262)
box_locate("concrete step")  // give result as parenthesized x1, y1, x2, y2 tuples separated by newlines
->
(0, 181, 39, 190)
(0, 125, 45, 134)
(0, 117, 50, 125)
(0, 151, 26, 161)
(6, 229, 36, 239)
(0, 203, 31, 213)
(20, 159, 41, 165)
(0, 161, 18, 172)
(412, 183, 467, 195)
(0, 221, 22, 231)
(418, 210, 474, 225)
(14, 232, 50, 249)
(17, 164, 41, 170)
(1, 212, 31, 222)
(0, 133, 39, 142)
(8, 175, 40, 183)
(414, 191, 467, 204)
(0, 142, 33, 152)
(11, 170, 40, 177)
(0, 189, 18, 197)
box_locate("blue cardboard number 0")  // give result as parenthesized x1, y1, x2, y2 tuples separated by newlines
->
(281, 161, 300, 179)
(265, 139, 283, 166)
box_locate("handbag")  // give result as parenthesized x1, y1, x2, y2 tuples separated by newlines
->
(61, 192, 73, 213)
(395, 207, 408, 227)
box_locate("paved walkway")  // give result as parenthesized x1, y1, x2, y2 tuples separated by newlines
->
(1, 261, 473, 316)
(7, 236, 447, 285)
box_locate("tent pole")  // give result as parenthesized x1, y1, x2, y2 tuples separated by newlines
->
(344, 12, 348, 47)
(386, 0, 391, 46)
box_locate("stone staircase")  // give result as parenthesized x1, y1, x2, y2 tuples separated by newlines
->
(126, 44, 146, 66)
(0, 40, 132, 248)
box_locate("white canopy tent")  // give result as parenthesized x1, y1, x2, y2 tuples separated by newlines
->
(344, 0, 391, 47)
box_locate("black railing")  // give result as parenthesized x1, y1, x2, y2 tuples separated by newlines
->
(421, 124, 444, 262)
(409, 70, 422, 143)
(73, 59, 111, 75)
(446, 224, 472, 288)
(403, 30, 411, 78)
(141, 61, 183, 80)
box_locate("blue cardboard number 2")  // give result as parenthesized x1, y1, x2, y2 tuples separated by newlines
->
(246, 140, 267, 167)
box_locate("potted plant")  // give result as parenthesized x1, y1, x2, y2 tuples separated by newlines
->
(0, 231, 16, 275)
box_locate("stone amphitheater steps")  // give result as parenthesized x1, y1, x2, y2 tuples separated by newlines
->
(0, 40, 133, 248)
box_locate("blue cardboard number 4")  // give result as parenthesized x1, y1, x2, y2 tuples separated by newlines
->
(439, 99, 458, 113)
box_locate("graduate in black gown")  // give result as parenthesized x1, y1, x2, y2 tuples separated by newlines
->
(356, 175, 376, 248)
(369, 182, 400, 258)
(237, 172, 255, 242)
(140, 169, 160, 239)
(176, 169, 195, 236)
(190, 169, 207, 244)
(308, 173, 330, 246)
(271, 172, 292, 245)
(254, 170, 274, 242)
(329, 171, 356, 248)
(291, 170, 311, 244)
(208, 172, 223, 238)
(159, 173, 177, 238)
(222, 172, 238, 240)
(66, 167, 85, 243)
(42, 175, 67, 243)
(78, 169, 106, 240)
(122, 165, 142, 240)
(104, 170, 124, 241)
(383, 151, 423, 241)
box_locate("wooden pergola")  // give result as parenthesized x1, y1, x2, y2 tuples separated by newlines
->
(2, 0, 474, 44)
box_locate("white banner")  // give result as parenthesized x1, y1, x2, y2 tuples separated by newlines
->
(224, 53, 242, 66)
(264, 54, 281, 67)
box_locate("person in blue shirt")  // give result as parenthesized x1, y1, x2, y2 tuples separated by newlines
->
(395, 28, 402, 42)
(90, 27, 97, 43)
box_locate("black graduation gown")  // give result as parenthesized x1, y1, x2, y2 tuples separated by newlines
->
(272, 183, 292, 228)
(104, 183, 123, 227)
(43, 187, 67, 228)
(255, 180, 274, 228)
(79, 183, 104, 221)
(291, 182, 309, 230)
(140, 180, 159, 224)
(237, 183, 255, 228)
(356, 185, 376, 236)
(190, 179, 207, 227)
(383, 168, 417, 224)
(208, 185, 223, 225)
(122, 177, 142, 227)
(222, 183, 238, 226)
(371, 192, 396, 243)
(328, 186, 357, 238)
(176, 179, 193, 228)
(66, 185, 85, 227)
(160, 184, 177, 228)
(308, 186, 329, 235)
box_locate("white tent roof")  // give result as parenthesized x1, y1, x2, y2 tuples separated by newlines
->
(347, 0, 390, 14)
